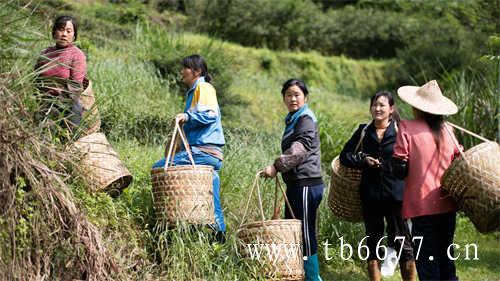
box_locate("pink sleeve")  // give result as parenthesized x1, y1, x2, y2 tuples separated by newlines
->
(70, 48, 87, 85)
(393, 121, 410, 161)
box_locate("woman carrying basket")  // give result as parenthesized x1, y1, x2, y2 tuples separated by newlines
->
(35, 15, 87, 133)
(262, 79, 324, 281)
(152, 54, 226, 241)
(392, 80, 462, 281)
(339, 91, 415, 281)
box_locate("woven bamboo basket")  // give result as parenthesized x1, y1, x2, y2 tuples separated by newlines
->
(151, 121, 215, 226)
(80, 79, 101, 136)
(237, 175, 304, 281)
(151, 165, 214, 225)
(71, 132, 133, 196)
(327, 156, 363, 222)
(441, 141, 500, 233)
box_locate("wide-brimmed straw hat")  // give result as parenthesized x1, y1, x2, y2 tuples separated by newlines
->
(397, 80, 458, 115)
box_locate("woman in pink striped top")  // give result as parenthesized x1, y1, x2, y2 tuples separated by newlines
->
(35, 15, 87, 132)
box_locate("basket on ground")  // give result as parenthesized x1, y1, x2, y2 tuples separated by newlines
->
(151, 121, 215, 226)
(237, 176, 304, 281)
(327, 156, 363, 222)
(441, 141, 500, 233)
(71, 132, 132, 196)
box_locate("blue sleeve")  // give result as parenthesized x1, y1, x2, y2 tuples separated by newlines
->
(185, 109, 218, 128)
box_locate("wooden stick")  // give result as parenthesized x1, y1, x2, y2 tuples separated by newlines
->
(446, 122, 493, 143)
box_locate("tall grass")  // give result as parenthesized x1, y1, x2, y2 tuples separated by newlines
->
(3, 1, 499, 280)
(90, 56, 181, 144)
(446, 62, 499, 148)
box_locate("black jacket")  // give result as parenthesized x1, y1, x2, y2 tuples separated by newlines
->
(339, 121, 404, 202)
(278, 115, 323, 187)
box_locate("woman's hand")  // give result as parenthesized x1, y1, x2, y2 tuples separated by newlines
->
(175, 113, 188, 124)
(365, 156, 381, 168)
(262, 165, 277, 178)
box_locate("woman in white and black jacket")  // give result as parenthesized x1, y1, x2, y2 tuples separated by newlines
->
(262, 78, 323, 281)
(339, 91, 415, 281)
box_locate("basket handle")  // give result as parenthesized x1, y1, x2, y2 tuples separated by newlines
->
(272, 177, 296, 220)
(239, 172, 297, 228)
(446, 122, 493, 143)
(444, 121, 496, 161)
(443, 123, 467, 162)
(239, 172, 267, 228)
(164, 119, 196, 170)
(354, 124, 368, 153)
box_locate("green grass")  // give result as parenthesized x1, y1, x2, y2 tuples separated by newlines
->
(2, 0, 498, 280)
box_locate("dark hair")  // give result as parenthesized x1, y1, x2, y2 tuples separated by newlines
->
(52, 15, 78, 40)
(370, 90, 401, 124)
(418, 109, 444, 149)
(181, 54, 212, 83)
(281, 78, 309, 97)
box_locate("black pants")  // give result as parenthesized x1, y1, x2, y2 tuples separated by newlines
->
(285, 184, 324, 256)
(362, 200, 414, 262)
(411, 212, 458, 281)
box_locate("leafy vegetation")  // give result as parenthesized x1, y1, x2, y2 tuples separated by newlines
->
(1, 0, 498, 280)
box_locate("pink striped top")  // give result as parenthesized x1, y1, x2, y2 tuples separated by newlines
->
(36, 44, 87, 95)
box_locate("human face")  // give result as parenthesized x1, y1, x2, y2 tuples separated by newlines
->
(180, 67, 201, 88)
(370, 96, 394, 123)
(53, 21, 74, 47)
(283, 85, 307, 113)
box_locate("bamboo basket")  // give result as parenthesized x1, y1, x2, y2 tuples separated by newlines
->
(327, 156, 363, 222)
(71, 132, 132, 196)
(237, 175, 304, 281)
(151, 121, 215, 226)
(441, 141, 500, 233)
(80, 79, 101, 136)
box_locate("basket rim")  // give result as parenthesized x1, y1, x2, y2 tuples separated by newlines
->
(237, 219, 302, 232)
(73, 132, 107, 144)
(100, 174, 133, 195)
(331, 156, 362, 177)
(151, 165, 214, 173)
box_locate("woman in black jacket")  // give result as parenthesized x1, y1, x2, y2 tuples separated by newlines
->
(339, 91, 415, 281)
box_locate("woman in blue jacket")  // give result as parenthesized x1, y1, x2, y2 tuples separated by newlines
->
(153, 54, 226, 241)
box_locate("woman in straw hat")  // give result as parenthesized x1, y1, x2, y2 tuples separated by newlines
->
(152, 54, 226, 242)
(262, 78, 324, 281)
(392, 80, 462, 281)
(339, 91, 416, 281)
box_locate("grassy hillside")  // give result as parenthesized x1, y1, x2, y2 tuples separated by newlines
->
(1, 1, 498, 280)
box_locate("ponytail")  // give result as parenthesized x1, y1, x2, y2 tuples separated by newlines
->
(420, 110, 444, 149)
(204, 73, 212, 83)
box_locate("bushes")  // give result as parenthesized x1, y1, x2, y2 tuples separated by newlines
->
(396, 15, 477, 83)
(185, 0, 321, 51)
(171, 0, 492, 86)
